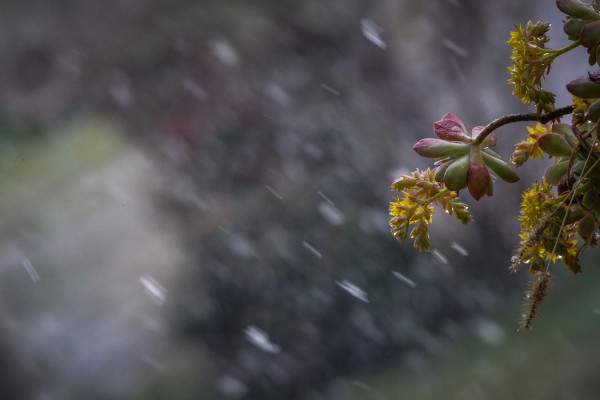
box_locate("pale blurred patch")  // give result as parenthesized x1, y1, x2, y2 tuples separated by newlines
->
(0, 118, 185, 397)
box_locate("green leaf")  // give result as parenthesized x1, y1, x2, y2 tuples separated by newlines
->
(563, 253, 583, 275)
(544, 160, 570, 186)
(444, 154, 469, 190)
(451, 202, 473, 224)
(410, 220, 430, 251)
(482, 152, 520, 183)
(538, 133, 573, 157)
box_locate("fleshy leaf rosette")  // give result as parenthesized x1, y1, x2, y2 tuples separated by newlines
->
(413, 113, 519, 200)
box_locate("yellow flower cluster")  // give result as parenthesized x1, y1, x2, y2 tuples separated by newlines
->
(518, 181, 554, 234)
(510, 122, 551, 167)
(572, 95, 597, 124)
(572, 95, 594, 112)
(389, 195, 434, 251)
(389, 168, 472, 252)
(507, 21, 556, 112)
(512, 181, 578, 272)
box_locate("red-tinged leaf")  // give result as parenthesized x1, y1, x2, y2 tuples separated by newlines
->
(467, 145, 490, 200)
(433, 113, 470, 141)
(413, 138, 470, 158)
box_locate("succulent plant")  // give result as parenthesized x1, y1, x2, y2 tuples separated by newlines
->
(390, 0, 600, 329)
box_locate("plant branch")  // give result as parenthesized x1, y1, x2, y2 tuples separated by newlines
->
(542, 40, 580, 56)
(473, 105, 575, 145)
(423, 188, 450, 205)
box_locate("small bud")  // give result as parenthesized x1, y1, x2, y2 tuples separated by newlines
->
(538, 133, 573, 157)
(389, 215, 405, 225)
(391, 176, 417, 191)
(566, 76, 600, 98)
(510, 144, 531, 167)
(443, 155, 469, 191)
(467, 145, 491, 200)
(415, 181, 435, 189)
(557, 0, 600, 21)
(433, 113, 471, 142)
(482, 152, 520, 183)
(413, 138, 470, 158)
(531, 21, 550, 36)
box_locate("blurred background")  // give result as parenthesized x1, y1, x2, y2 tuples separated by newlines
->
(1, 0, 599, 399)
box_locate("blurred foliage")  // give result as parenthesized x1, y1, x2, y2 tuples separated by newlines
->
(329, 261, 600, 400)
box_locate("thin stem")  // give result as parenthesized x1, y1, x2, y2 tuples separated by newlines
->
(545, 189, 576, 273)
(473, 105, 575, 146)
(424, 188, 450, 205)
(542, 40, 581, 56)
(545, 137, 599, 273)
(556, 180, 592, 202)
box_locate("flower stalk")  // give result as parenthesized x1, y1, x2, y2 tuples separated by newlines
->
(472, 106, 576, 146)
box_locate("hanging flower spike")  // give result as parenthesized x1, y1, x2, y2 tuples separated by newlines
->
(511, 180, 581, 275)
(389, 168, 473, 251)
(511, 122, 551, 167)
(507, 21, 556, 112)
